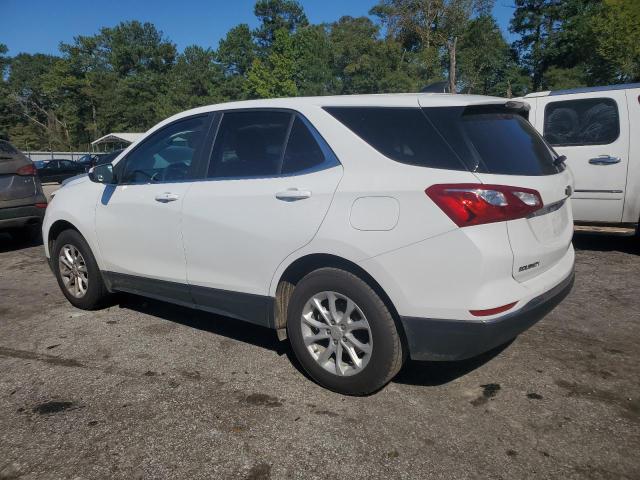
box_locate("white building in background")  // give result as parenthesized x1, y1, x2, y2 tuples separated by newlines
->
(91, 132, 143, 152)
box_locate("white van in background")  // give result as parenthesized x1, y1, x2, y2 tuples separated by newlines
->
(521, 83, 640, 234)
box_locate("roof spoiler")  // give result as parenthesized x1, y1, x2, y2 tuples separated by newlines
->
(504, 100, 530, 112)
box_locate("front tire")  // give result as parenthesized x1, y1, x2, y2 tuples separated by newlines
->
(287, 268, 404, 395)
(52, 229, 109, 310)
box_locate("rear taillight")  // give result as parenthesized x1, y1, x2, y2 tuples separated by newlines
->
(425, 184, 542, 228)
(16, 164, 37, 176)
(35, 202, 48, 209)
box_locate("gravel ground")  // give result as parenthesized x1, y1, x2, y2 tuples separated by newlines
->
(0, 229, 639, 480)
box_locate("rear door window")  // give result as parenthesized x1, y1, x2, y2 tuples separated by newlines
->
(208, 111, 292, 178)
(543, 98, 620, 146)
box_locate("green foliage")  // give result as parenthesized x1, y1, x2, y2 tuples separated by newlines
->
(253, 0, 309, 49)
(1, 1, 637, 150)
(245, 29, 298, 98)
(217, 24, 256, 76)
(591, 0, 640, 83)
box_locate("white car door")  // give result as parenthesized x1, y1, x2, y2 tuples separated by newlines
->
(95, 114, 213, 299)
(535, 91, 629, 223)
(181, 110, 342, 325)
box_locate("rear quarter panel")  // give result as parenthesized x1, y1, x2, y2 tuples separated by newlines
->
(268, 105, 480, 297)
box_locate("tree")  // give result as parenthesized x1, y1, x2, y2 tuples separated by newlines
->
(590, 0, 640, 83)
(157, 46, 225, 118)
(253, 0, 308, 49)
(245, 29, 298, 98)
(217, 24, 256, 76)
(457, 15, 512, 94)
(370, 0, 492, 93)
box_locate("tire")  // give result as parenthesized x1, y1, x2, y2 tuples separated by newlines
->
(286, 268, 404, 395)
(52, 229, 109, 310)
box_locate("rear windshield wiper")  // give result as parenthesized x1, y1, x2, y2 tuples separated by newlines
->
(553, 155, 567, 167)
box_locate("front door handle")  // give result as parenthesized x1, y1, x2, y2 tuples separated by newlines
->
(589, 155, 621, 165)
(275, 188, 312, 201)
(154, 192, 180, 203)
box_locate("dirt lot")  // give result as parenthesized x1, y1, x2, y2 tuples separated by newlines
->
(0, 228, 639, 479)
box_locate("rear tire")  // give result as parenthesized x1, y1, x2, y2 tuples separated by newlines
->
(52, 229, 109, 310)
(286, 268, 404, 395)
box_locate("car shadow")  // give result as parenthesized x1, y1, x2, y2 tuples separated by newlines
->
(115, 293, 289, 355)
(114, 292, 506, 390)
(0, 232, 43, 254)
(572, 232, 639, 255)
(392, 342, 511, 387)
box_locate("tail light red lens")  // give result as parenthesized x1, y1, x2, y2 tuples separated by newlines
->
(16, 164, 37, 176)
(35, 202, 48, 209)
(469, 302, 517, 317)
(425, 184, 543, 227)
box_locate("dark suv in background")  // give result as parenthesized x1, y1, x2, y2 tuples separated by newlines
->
(0, 140, 47, 241)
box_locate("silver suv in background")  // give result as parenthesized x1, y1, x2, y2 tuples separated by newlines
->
(0, 140, 47, 241)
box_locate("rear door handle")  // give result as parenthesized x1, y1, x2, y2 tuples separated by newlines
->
(275, 188, 312, 201)
(154, 192, 180, 203)
(589, 155, 621, 165)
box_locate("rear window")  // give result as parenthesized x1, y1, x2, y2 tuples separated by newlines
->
(325, 106, 560, 176)
(0, 141, 19, 156)
(324, 107, 466, 171)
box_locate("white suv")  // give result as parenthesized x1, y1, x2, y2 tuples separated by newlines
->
(43, 94, 575, 395)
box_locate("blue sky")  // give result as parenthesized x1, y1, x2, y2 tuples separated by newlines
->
(2, 0, 516, 56)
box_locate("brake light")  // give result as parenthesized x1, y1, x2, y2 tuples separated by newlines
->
(35, 202, 48, 209)
(425, 184, 542, 227)
(16, 164, 37, 176)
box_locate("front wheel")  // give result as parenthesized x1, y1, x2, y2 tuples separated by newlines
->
(286, 268, 404, 395)
(52, 229, 109, 310)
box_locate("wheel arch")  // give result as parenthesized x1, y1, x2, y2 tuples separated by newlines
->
(272, 253, 407, 349)
(48, 219, 81, 254)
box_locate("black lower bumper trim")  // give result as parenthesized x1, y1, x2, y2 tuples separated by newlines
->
(400, 270, 575, 361)
(0, 205, 45, 229)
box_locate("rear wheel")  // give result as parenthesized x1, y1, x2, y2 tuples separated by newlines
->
(52, 229, 109, 309)
(286, 268, 404, 395)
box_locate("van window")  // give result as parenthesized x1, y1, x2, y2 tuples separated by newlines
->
(543, 98, 620, 146)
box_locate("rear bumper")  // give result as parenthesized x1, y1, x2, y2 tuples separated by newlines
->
(0, 204, 46, 230)
(400, 269, 575, 361)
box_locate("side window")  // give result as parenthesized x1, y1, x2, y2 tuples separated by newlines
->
(208, 111, 291, 178)
(61, 160, 75, 168)
(120, 115, 209, 184)
(281, 117, 327, 174)
(543, 98, 620, 146)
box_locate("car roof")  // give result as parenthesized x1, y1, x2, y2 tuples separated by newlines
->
(524, 82, 640, 98)
(160, 93, 507, 125)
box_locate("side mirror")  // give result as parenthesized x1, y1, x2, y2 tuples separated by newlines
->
(88, 163, 115, 184)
